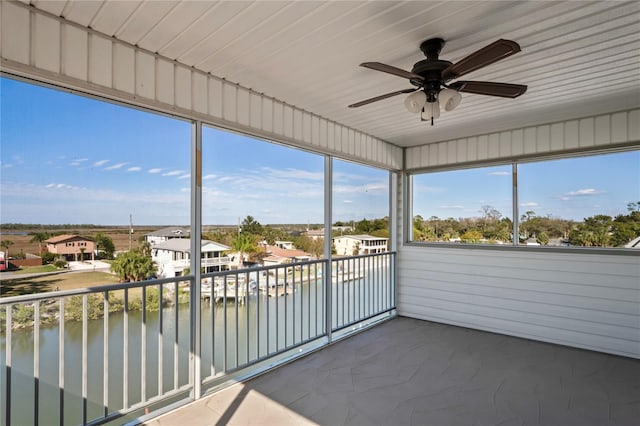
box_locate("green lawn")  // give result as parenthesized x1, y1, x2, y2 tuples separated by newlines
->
(1, 271, 121, 297)
(14, 265, 60, 274)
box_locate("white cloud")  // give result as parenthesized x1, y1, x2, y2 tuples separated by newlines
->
(520, 202, 539, 207)
(203, 174, 216, 180)
(104, 162, 127, 171)
(488, 171, 510, 176)
(148, 168, 163, 174)
(439, 205, 465, 209)
(565, 188, 604, 197)
(127, 166, 142, 172)
(343, 200, 353, 204)
(260, 167, 324, 181)
(45, 182, 80, 190)
(162, 170, 184, 177)
(93, 159, 109, 167)
(70, 158, 89, 166)
(178, 173, 191, 180)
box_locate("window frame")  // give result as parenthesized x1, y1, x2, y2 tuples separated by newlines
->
(405, 147, 640, 256)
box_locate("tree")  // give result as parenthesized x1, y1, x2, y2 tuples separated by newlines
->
(241, 215, 263, 236)
(1, 240, 14, 258)
(111, 249, 157, 282)
(536, 232, 549, 246)
(79, 247, 86, 261)
(30, 232, 49, 255)
(94, 232, 115, 259)
(460, 230, 483, 243)
(569, 215, 613, 247)
(229, 233, 258, 269)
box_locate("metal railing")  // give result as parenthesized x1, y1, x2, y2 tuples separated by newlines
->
(0, 252, 395, 425)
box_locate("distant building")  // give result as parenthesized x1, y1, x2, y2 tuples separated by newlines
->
(333, 235, 388, 256)
(304, 229, 324, 240)
(262, 245, 312, 266)
(274, 240, 294, 250)
(152, 238, 231, 278)
(145, 227, 190, 246)
(305, 226, 353, 241)
(45, 234, 96, 261)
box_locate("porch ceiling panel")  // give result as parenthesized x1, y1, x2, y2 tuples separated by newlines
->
(16, 0, 640, 147)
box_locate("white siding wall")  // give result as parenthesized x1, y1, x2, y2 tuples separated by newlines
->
(397, 245, 640, 359)
(405, 109, 640, 169)
(0, 1, 402, 171)
(398, 130, 640, 359)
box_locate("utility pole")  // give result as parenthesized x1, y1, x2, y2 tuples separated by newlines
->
(129, 214, 133, 250)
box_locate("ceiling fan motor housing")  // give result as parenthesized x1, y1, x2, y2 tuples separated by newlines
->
(411, 38, 453, 102)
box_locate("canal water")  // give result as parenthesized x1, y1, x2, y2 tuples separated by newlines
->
(0, 273, 391, 426)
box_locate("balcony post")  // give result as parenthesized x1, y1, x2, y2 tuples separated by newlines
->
(324, 156, 333, 341)
(190, 120, 203, 399)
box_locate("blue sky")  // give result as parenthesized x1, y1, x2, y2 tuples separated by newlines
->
(1, 77, 389, 225)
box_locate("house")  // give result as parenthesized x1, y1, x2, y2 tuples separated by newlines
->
(152, 238, 231, 278)
(145, 227, 190, 246)
(304, 226, 353, 240)
(304, 229, 324, 241)
(274, 240, 294, 250)
(333, 235, 388, 256)
(262, 245, 312, 266)
(45, 234, 96, 261)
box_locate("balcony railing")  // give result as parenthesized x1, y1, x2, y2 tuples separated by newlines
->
(0, 252, 395, 425)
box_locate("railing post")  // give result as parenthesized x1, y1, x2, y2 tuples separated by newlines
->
(324, 156, 333, 341)
(190, 120, 203, 400)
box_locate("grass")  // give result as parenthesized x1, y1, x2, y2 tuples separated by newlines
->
(14, 265, 60, 274)
(0, 271, 121, 297)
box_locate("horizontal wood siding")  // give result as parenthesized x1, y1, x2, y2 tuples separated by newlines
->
(406, 109, 640, 170)
(397, 245, 640, 358)
(0, 1, 401, 171)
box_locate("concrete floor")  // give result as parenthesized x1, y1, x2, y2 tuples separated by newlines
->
(146, 317, 640, 425)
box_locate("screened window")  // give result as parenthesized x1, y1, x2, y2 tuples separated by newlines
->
(518, 151, 640, 248)
(332, 159, 390, 255)
(201, 126, 325, 265)
(410, 150, 640, 249)
(411, 165, 513, 244)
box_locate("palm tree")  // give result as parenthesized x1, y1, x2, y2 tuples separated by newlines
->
(1, 240, 14, 258)
(30, 232, 49, 255)
(228, 233, 257, 269)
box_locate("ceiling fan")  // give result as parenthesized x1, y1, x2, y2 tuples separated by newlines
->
(348, 38, 527, 125)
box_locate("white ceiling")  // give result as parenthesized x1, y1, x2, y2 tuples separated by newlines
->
(25, 0, 640, 148)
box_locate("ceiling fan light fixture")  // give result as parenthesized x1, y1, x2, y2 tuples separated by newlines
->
(404, 90, 426, 113)
(421, 100, 440, 124)
(438, 88, 462, 111)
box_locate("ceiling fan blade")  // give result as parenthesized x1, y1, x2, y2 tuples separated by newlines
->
(449, 81, 527, 98)
(442, 39, 521, 80)
(360, 62, 424, 81)
(348, 88, 418, 108)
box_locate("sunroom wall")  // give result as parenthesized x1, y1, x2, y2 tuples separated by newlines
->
(399, 113, 640, 359)
(0, 1, 402, 171)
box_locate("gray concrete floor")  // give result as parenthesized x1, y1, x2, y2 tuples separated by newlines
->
(146, 317, 640, 425)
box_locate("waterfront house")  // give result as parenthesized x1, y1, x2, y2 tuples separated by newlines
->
(2, 2, 638, 425)
(152, 238, 231, 278)
(44, 234, 96, 261)
(333, 234, 388, 256)
(145, 226, 190, 246)
(261, 244, 312, 266)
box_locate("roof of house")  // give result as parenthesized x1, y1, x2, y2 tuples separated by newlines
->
(45, 234, 93, 243)
(153, 238, 229, 253)
(146, 227, 190, 237)
(334, 234, 388, 242)
(265, 245, 311, 259)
